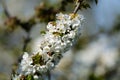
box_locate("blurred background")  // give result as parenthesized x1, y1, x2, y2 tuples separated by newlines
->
(0, 0, 120, 80)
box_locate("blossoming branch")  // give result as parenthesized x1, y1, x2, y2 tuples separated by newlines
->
(12, 12, 84, 80)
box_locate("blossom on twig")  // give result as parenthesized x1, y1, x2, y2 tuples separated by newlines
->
(12, 13, 84, 80)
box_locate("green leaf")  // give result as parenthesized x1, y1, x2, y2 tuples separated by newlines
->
(53, 32, 63, 36)
(85, 3, 91, 8)
(81, 2, 91, 9)
(32, 53, 45, 65)
(40, 30, 46, 35)
(25, 74, 34, 80)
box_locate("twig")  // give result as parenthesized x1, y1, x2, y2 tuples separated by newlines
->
(73, 2, 80, 14)
(73, 0, 84, 14)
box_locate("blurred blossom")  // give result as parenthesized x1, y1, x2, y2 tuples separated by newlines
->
(70, 34, 119, 79)
(0, 47, 14, 79)
(5, 0, 40, 20)
(76, 34, 118, 67)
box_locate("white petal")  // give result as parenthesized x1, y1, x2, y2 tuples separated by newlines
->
(23, 52, 29, 59)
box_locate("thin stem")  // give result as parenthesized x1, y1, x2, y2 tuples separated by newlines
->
(73, 2, 80, 14)
(73, 0, 84, 14)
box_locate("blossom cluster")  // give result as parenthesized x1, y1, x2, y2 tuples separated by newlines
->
(12, 13, 84, 80)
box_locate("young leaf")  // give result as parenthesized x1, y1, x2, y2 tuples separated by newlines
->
(40, 30, 46, 35)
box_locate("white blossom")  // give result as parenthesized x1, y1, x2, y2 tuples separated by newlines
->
(12, 13, 84, 80)
(12, 75, 21, 80)
(20, 52, 34, 75)
(34, 75, 39, 79)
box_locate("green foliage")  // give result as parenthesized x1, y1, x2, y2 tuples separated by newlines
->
(32, 53, 45, 65)
(52, 32, 64, 37)
(112, 16, 120, 33)
(89, 73, 104, 80)
(25, 74, 34, 80)
(79, 2, 91, 9)
(60, 0, 74, 11)
(40, 30, 46, 35)
(35, 3, 58, 23)
(75, 0, 98, 10)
